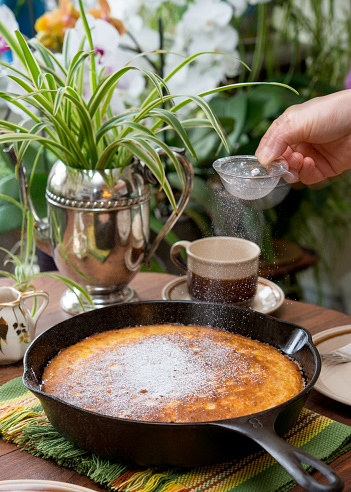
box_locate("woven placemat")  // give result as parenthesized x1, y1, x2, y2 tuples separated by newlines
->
(0, 377, 350, 492)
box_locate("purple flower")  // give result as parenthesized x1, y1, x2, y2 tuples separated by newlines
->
(0, 36, 10, 54)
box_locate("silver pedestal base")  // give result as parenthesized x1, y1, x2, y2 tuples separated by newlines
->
(60, 286, 139, 315)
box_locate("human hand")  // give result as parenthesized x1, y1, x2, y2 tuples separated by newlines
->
(255, 90, 351, 184)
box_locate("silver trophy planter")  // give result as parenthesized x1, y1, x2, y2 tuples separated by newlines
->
(19, 148, 193, 314)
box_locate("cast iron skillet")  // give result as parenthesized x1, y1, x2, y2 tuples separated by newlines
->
(23, 301, 343, 492)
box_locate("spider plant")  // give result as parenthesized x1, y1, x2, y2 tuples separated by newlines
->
(0, 0, 297, 211)
(0, 193, 93, 310)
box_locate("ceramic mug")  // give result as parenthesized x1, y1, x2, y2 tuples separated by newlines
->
(170, 236, 261, 305)
(0, 286, 49, 365)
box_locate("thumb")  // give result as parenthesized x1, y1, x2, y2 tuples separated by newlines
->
(255, 112, 303, 165)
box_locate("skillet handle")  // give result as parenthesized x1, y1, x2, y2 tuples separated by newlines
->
(215, 412, 344, 492)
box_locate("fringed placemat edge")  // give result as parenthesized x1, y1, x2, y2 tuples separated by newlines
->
(0, 377, 351, 492)
(0, 392, 186, 492)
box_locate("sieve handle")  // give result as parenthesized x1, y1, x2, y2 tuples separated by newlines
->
(266, 161, 299, 183)
(282, 168, 300, 183)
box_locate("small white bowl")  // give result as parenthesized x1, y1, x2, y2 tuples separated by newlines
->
(0, 480, 97, 492)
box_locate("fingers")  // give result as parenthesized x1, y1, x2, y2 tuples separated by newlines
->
(284, 152, 326, 184)
(256, 91, 351, 166)
(254, 91, 351, 184)
(255, 109, 305, 165)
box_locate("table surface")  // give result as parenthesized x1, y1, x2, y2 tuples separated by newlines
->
(0, 272, 350, 491)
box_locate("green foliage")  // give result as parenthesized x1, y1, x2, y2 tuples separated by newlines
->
(0, 4, 296, 211)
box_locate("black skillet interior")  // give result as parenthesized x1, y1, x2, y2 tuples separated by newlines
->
(23, 300, 321, 467)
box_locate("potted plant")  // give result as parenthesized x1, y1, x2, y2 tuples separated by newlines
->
(0, 0, 295, 313)
(0, 192, 94, 364)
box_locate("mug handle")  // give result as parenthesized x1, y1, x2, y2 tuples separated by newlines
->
(20, 290, 49, 325)
(170, 240, 191, 273)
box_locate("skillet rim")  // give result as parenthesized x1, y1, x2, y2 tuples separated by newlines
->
(23, 299, 321, 427)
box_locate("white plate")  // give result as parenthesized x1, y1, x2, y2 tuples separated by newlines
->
(312, 325, 351, 406)
(162, 276, 285, 315)
(0, 480, 97, 492)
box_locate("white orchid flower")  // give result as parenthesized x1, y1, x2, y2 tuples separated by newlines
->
(182, 0, 233, 33)
(166, 0, 240, 102)
(188, 26, 239, 62)
(225, 0, 248, 17)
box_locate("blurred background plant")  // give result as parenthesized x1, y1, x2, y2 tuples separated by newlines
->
(1, 0, 351, 310)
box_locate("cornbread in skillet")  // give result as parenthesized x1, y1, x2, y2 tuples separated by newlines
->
(41, 325, 304, 422)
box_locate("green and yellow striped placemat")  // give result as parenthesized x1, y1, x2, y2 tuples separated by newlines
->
(0, 377, 350, 492)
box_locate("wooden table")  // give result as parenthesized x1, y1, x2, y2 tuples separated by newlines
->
(0, 272, 350, 491)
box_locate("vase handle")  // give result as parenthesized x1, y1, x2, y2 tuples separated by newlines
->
(144, 147, 194, 267)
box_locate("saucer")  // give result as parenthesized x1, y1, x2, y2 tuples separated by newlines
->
(162, 276, 285, 315)
(312, 325, 351, 406)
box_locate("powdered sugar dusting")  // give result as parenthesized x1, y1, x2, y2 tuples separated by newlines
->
(42, 325, 304, 422)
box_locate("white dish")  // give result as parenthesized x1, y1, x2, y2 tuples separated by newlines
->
(162, 276, 285, 315)
(0, 480, 97, 492)
(312, 325, 351, 406)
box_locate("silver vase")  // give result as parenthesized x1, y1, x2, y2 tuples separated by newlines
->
(20, 148, 193, 314)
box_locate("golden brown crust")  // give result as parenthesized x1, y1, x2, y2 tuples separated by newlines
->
(41, 325, 304, 422)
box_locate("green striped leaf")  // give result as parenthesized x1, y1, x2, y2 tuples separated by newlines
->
(175, 118, 213, 128)
(0, 133, 76, 164)
(62, 29, 72, 70)
(78, 0, 98, 94)
(29, 39, 55, 71)
(67, 51, 90, 87)
(124, 138, 165, 186)
(95, 111, 139, 142)
(16, 122, 49, 164)
(36, 63, 66, 87)
(172, 94, 229, 152)
(26, 144, 44, 189)
(15, 31, 41, 88)
(96, 137, 164, 185)
(141, 51, 249, 109)
(6, 75, 54, 116)
(29, 38, 68, 79)
(23, 212, 35, 272)
(150, 108, 197, 158)
(196, 81, 300, 99)
(88, 66, 138, 116)
(134, 94, 176, 122)
(0, 24, 26, 66)
(139, 68, 169, 100)
(8, 83, 88, 166)
(0, 118, 30, 133)
(0, 193, 24, 210)
(116, 140, 176, 209)
(38, 272, 94, 309)
(132, 134, 185, 188)
(0, 59, 31, 80)
(117, 121, 155, 137)
(38, 73, 56, 91)
(53, 86, 68, 115)
(63, 87, 98, 165)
